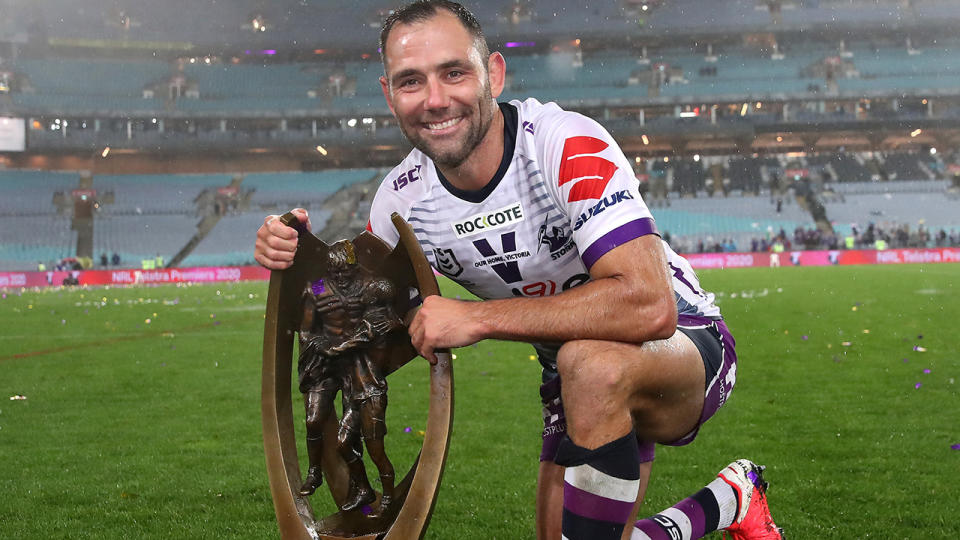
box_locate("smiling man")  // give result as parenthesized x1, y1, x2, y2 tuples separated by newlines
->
(254, 2, 781, 539)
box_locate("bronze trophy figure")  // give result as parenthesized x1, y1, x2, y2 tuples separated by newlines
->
(297, 240, 401, 510)
(262, 213, 453, 540)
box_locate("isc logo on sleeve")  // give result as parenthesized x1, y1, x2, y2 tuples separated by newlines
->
(451, 202, 525, 239)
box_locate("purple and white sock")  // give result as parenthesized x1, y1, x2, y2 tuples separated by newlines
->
(554, 432, 640, 540)
(631, 477, 738, 540)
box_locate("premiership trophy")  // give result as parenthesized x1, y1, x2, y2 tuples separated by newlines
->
(262, 213, 453, 539)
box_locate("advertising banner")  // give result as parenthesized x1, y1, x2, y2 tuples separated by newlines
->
(2, 248, 959, 289)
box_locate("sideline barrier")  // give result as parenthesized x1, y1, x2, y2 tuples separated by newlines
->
(2, 247, 959, 289)
(0, 265, 270, 288)
(682, 246, 960, 269)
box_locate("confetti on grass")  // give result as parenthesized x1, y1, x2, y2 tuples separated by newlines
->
(914, 383, 922, 390)
(951, 444, 960, 451)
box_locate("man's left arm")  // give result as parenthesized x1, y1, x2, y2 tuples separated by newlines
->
(407, 233, 677, 364)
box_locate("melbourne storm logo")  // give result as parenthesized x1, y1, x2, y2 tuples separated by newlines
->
(537, 215, 576, 261)
(433, 247, 463, 277)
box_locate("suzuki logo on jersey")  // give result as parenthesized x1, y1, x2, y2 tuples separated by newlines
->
(537, 215, 576, 261)
(451, 202, 524, 239)
(572, 189, 635, 231)
(472, 232, 529, 284)
(433, 247, 463, 277)
(558, 136, 619, 203)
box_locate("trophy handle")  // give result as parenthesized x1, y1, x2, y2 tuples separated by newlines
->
(383, 214, 454, 540)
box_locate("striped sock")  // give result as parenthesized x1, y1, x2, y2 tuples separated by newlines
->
(554, 432, 640, 540)
(630, 477, 738, 540)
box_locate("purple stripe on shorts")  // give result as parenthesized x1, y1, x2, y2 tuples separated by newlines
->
(581, 217, 659, 269)
(676, 497, 708, 538)
(668, 315, 737, 447)
(563, 482, 636, 524)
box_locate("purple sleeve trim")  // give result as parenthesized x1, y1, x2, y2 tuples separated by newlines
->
(581, 217, 659, 269)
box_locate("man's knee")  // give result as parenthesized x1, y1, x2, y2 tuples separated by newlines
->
(556, 340, 629, 399)
(304, 396, 328, 432)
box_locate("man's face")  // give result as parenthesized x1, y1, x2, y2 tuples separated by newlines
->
(328, 260, 353, 291)
(380, 11, 497, 169)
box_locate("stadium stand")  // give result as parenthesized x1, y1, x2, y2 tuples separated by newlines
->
(0, 215, 77, 271)
(92, 174, 232, 215)
(91, 214, 197, 265)
(0, 167, 382, 270)
(726, 157, 764, 193)
(3, 0, 960, 268)
(179, 213, 276, 268)
(825, 188, 957, 233)
(244, 169, 379, 209)
(654, 195, 811, 253)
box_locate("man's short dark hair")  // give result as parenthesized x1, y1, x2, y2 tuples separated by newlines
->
(379, 0, 489, 69)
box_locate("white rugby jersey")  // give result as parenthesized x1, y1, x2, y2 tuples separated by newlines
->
(367, 99, 720, 369)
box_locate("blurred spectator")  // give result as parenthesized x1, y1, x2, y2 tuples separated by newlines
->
(667, 222, 959, 254)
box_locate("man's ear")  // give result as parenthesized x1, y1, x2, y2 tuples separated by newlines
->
(380, 75, 397, 116)
(487, 52, 506, 99)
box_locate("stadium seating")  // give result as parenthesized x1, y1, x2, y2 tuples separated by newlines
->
(0, 170, 81, 215)
(93, 173, 232, 214)
(244, 169, 378, 208)
(652, 195, 811, 251)
(830, 153, 874, 183)
(726, 157, 764, 193)
(0, 215, 77, 271)
(91, 214, 198, 265)
(0, 167, 383, 270)
(8, 36, 960, 117)
(880, 153, 934, 181)
(179, 210, 331, 268)
(825, 190, 957, 234)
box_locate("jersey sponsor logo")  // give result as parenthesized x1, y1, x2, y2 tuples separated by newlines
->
(391, 165, 422, 191)
(472, 231, 529, 284)
(558, 136, 619, 202)
(433, 247, 463, 277)
(522, 120, 535, 135)
(537, 215, 576, 261)
(451, 202, 525, 239)
(510, 273, 589, 297)
(572, 189, 634, 231)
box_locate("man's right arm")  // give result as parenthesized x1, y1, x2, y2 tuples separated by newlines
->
(253, 207, 311, 270)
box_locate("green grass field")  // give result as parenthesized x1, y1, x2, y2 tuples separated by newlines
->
(1, 264, 957, 539)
